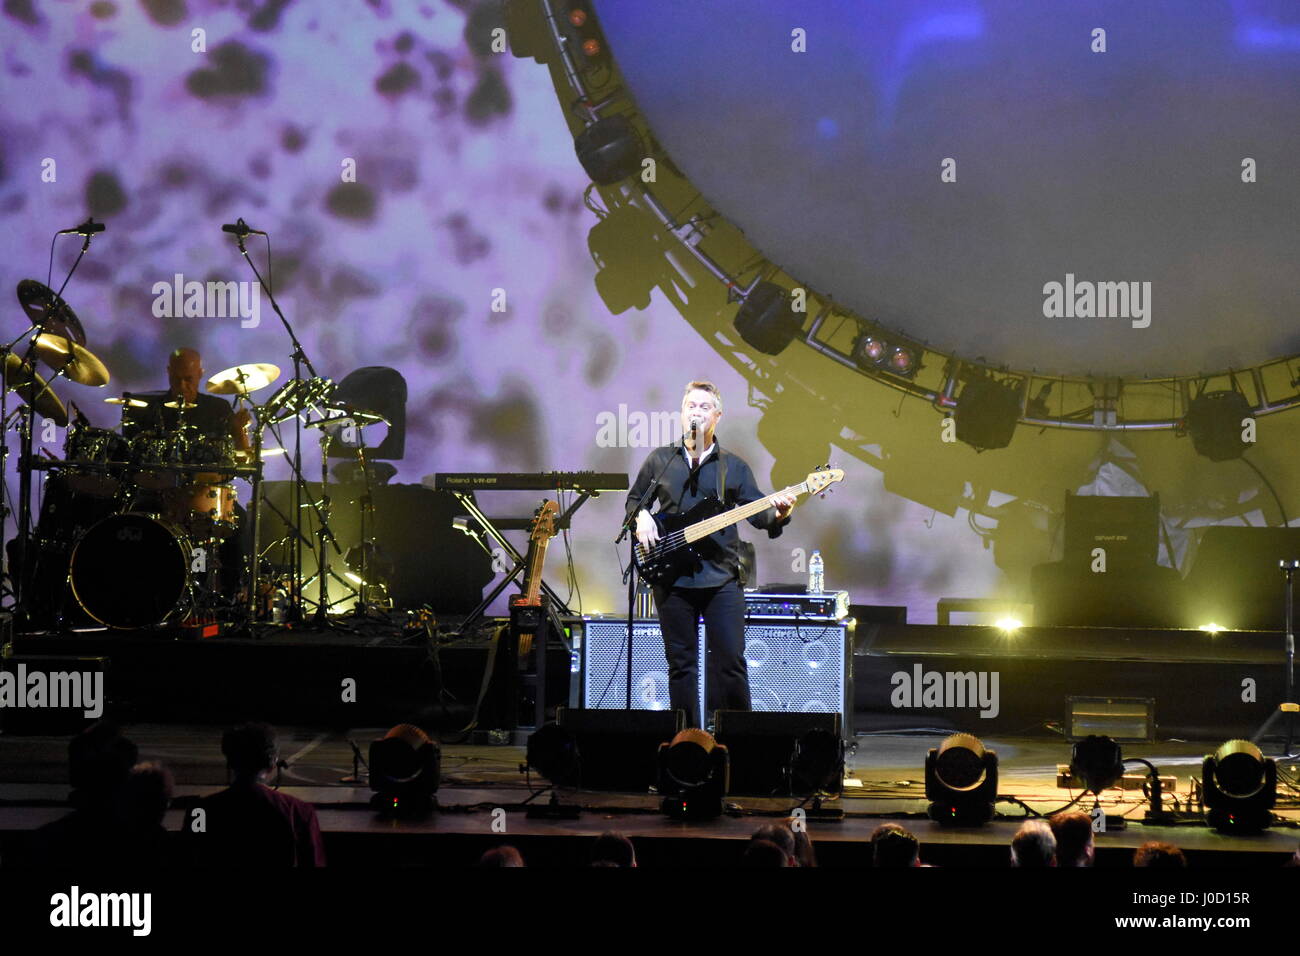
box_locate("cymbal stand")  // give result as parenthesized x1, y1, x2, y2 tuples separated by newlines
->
(302, 423, 359, 627)
(13, 230, 96, 614)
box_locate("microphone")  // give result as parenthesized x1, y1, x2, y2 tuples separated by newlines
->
(689, 418, 698, 443)
(58, 218, 105, 236)
(68, 400, 90, 427)
(221, 218, 268, 237)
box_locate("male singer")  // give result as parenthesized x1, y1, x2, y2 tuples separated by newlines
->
(625, 381, 795, 728)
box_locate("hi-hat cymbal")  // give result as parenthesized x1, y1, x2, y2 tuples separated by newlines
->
(163, 399, 198, 410)
(31, 333, 110, 387)
(105, 395, 148, 408)
(208, 363, 281, 395)
(3, 353, 68, 425)
(16, 279, 87, 345)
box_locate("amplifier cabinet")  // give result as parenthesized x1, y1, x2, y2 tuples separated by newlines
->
(579, 617, 852, 735)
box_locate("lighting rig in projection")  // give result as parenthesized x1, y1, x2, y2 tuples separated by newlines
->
(514, 0, 1300, 442)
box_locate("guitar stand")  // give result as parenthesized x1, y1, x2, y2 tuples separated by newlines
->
(449, 489, 591, 632)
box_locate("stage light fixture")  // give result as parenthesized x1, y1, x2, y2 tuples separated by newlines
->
(369, 724, 440, 815)
(657, 728, 729, 820)
(851, 328, 919, 380)
(1199, 622, 1225, 634)
(925, 732, 999, 825)
(1185, 388, 1254, 461)
(733, 281, 803, 356)
(1069, 735, 1125, 794)
(525, 721, 580, 787)
(574, 114, 645, 185)
(994, 616, 1023, 632)
(789, 727, 845, 798)
(1202, 739, 1276, 833)
(954, 374, 1022, 451)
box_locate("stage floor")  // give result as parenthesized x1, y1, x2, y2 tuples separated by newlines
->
(2, 726, 1297, 866)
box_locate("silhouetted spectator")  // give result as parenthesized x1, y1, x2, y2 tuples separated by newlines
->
(1134, 841, 1186, 868)
(479, 845, 525, 867)
(1010, 820, 1056, 867)
(786, 819, 818, 868)
(751, 824, 796, 865)
(31, 721, 139, 866)
(184, 723, 326, 867)
(1050, 811, 1094, 867)
(591, 831, 636, 868)
(742, 839, 791, 867)
(870, 823, 920, 868)
(117, 761, 175, 865)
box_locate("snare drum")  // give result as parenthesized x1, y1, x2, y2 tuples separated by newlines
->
(69, 512, 192, 629)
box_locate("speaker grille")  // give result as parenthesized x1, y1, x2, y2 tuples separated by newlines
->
(581, 618, 851, 729)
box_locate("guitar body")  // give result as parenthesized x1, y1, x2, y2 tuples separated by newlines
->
(633, 496, 727, 587)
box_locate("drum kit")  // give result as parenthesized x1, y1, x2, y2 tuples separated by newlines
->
(4, 278, 388, 632)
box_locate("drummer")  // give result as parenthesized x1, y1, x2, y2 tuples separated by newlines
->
(123, 348, 252, 448)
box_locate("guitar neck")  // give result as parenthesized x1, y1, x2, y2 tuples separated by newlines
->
(683, 481, 808, 543)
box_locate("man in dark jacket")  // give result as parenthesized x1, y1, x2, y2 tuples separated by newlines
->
(626, 381, 794, 727)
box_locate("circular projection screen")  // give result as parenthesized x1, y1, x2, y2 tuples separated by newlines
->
(594, 0, 1300, 378)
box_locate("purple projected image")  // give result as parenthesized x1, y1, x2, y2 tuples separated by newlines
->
(1, 0, 1296, 630)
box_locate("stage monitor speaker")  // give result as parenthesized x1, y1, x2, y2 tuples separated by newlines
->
(556, 706, 682, 791)
(714, 710, 843, 796)
(580, 617, 853, 731)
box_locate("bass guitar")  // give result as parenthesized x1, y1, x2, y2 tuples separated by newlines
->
(632, 467, 844, 586)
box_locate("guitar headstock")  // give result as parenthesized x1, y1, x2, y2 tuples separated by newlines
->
(529, 499, 560, 541)
(805, 467, 845, 495)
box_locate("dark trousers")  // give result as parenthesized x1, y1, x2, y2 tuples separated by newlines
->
(654, 579, 750, 728)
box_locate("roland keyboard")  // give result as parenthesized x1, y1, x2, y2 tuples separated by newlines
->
(425, 472, 629, 494)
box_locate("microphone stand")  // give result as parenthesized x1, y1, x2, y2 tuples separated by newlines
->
(13, 227, 98, 618)
(614, 422, 695, 710)
(228, 226, 341, 625)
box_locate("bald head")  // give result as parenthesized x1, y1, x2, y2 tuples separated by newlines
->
(168, 348, 203, 404)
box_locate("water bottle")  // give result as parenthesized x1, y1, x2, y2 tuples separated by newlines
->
(808, 549, 825, 594)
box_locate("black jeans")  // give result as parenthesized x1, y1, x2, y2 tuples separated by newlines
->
(654, 579, 750, 728)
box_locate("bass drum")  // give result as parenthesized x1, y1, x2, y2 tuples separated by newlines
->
(69, 513, 192, 629)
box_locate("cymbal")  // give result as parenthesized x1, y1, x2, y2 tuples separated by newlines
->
(163, 399, 198, 410)
(105, 395, 148, 408)
(208, 363, 281, 395)
(31, 333, 110, 387)
(3, 353, 68, 425)
(16, 279, 87, 345)
(235, 446, 286, 461)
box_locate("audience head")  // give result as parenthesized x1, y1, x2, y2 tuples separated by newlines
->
(751, 824, 796, 864)
(479, 845, 525, 868)
(591, 831, 636, 868)
(222, 722, 279, 782)
(120, 761, 174, 830)
(742, 839, 791, 867)
(785, 819, 817, 868)
(1134, 841, 1186, 868)
(68, 721, 138, 810)
(1010, 820, 1056, 867)
(870, 823, 920, 868)
(1049, 811, 1094, 867)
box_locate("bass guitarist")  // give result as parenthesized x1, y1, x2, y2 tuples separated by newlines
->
(626, 381, 796, 728)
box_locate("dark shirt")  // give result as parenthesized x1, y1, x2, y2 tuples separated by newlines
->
(184, 782, 326, 867)
(625, 440, 789, 588)
(122, 391, 234, 440)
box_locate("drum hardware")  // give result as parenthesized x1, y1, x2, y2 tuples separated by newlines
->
(9, 241, 102, 614)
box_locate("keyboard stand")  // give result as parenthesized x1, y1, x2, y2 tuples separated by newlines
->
(450, 488, 595, 631)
